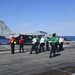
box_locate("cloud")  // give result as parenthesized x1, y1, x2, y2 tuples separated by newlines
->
(14, 22, 33, 33)
(13, 20, 75, 36)
(50, 21, 75, 36)
(68, 5, 75, 14)
(14, 21, 42, 33)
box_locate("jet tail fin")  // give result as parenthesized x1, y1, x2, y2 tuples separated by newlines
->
(0, 21, 12, 35)
(0, 21, 13, 39)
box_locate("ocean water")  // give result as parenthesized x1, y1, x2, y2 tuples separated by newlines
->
(62, 36, 75, 41)
(0, 39, 9, 44)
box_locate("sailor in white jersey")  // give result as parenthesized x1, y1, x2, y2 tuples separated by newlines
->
(58, 36, 64, 51)
(39, 35, 45, 52)
(29, 36, 38, 54)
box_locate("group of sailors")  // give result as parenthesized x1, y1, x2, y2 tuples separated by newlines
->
(29, 35, 45, 54)
(10, 33, 64, 58)
(10, 36, 24, 54)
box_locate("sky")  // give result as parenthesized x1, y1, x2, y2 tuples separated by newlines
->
(0, 0, 75, 36)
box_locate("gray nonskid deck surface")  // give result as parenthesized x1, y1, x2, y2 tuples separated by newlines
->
(0, 45, 75, 75)
(0, 45, 32, 53)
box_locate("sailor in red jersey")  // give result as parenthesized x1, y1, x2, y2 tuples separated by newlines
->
(19, 36, 24, 53)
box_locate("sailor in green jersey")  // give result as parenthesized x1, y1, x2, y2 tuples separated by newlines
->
(49, 33, 57, 58)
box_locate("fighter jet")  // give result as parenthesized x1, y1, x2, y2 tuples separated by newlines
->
(0, 20, 51, 44)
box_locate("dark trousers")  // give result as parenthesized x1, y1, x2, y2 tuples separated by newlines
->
(59, 42, 63, 51)
(46, 42, 49, 51)
(19, 44, 24, 52)
(39, 43, 45, 52)
(50, 44, 56, 57)
(30, 44, 37, 54)
(55, 43, 59, 51)
(35, 43, 39, 52)
(11, 44, 15, 54)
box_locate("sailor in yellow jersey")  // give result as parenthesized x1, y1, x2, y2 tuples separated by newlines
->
(10, 36, 16, 54)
